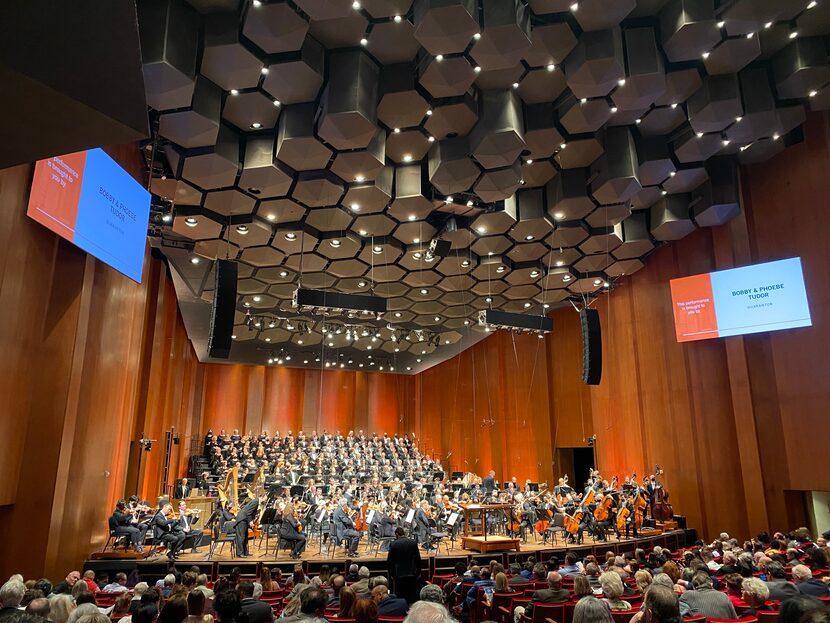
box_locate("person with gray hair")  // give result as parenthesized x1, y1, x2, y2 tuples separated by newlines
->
(599, 571, 631, 611)
(573, 596, 613, 623)
(0, 579, 26, 615)
(403, 601, 454, 623)
(76, 613, 111, 623)
(49, 594, 76, 623)
(792, 564, 830, 597)
(679, 572, 737, 619)
(68, 603, 99, 623)
(741, 577, 771, 615)
(418, 584, 444, 604)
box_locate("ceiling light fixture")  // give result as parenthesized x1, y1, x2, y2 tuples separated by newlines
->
(394, 14, 402, 22)
(285, 232, 296, 240)
(185, 217, 198, 227)
(360, 37, 368, 46)
(261, 67, 269, 75)
(570, 2, 578, 10)
(473, 32, 481, 40)
(354, 175, 365, 182)
(546, 63, 555, 72)
(230, 89, 239, 96)
(764, 21, 773, 29)
(478, 309, 552, 335)
(190, 257, 200, 264)
(554, 212, 565, 220)
(403, 154, 412, 162)
(236, 225, 249, 234)
(716, 20, 725, 28)
(273, 99, 281, 107)
(250, 122, 262, 129)
(408, 214, 417, 221)
(330, 239, 341, 247)
(436, 54, 444, 62)
(474, 65, 481, 73)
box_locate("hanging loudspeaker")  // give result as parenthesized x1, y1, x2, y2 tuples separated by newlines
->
(208, 259, 238, 359)
(580, 308, 602, 385)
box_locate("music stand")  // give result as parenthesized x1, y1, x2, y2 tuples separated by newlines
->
(451, 471, 463, 481)
(433, 471, 445, 481)
(290, 485, 304, 498)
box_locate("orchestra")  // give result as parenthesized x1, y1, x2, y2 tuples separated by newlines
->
(108, 430, 673, 559)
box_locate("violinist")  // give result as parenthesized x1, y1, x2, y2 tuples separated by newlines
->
(174, 501, 204, 553)
(109, 499, 148, 553)
(414, 501, 432, 551)
(278, 503, 307, 559)
(152, 503, 185, 561)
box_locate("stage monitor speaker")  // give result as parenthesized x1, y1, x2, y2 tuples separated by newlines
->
(208, 259, 238, 359)
(580, 308, 602, 385)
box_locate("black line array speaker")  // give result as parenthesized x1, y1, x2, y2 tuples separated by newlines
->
(579, 308, 602, 385)
(208, 259, 238, 359)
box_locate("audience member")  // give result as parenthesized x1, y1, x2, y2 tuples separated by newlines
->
(214, 590, 244, 623)
(403, 602, 454, 623)
(351, 569, 372, 597)
(282, 588, 329, 623)
(239, 580, 274, 623)
(353, 599, 378, 623)
(24, 598, 50, 620)
(740, 577, 772, 616)
(50, 595, 76, 623)
(418, 585, 444, 605)
(104, 573, 129, 594)
(678, 571, 737, 619)
(52, 573, 81, 596)
(634, 570, 652, 595)
(572, 596, 612, 623)
(159, 596, 188, 623)
(559, 554, 581, 578)
(599, 571, 631, 611)
(0, 580, 26, 621)
(793, 565, 830, 597)
(186, 588, 214, 623)
(337, 587, 357, 619)
(372, 586, 407, 617)
(68, 604, 99, 623)
(572, 576, 593, 601)
(779, 595, 826, 623)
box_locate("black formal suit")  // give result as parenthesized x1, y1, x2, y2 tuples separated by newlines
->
(241, 598, 275, 623)
(414, 508, 431, 548)
(197, 475, 210, 493)
(482, 475, 496, 493)
(279, 513, 307, 557)
(333, 505, 361, 554)
(387, 535, 422, 604)
(233, 498, 259, 556)
(797, 579, 830, 597)
(152, 511, 185, 558)
(109, 510, 147, 547)
(174, 481, 193, 499)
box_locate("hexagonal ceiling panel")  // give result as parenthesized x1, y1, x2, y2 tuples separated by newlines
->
(142, 0, 824, 374)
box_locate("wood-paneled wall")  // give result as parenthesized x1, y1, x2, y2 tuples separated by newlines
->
(2, 113, 829, 577)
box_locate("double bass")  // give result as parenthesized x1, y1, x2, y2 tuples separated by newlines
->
(651, 464, 674, 521)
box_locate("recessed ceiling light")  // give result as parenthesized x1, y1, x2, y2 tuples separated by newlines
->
(244, 302, 251, 307)
(352, 1, 360, 8)
(252, 0, 261, 6)
(580, 97, 587, 104)
(563, 275, 571, 282)
(373, 245, 383, 253)
(671, 103, 678, 109)
(232, 334, 237, 339)
(358, 281, 366, 287)
(285, 232, 296, 240)
(570, 2, 578, 10)
(526, 158, 533, 164)
(735, 116, 743, 122)
(722, 139, 730, 146)
(512, 82, 520, 89)
(610, 106, 618, 113)
(635, 118, 642, 124)
(416, 358, 421, 363)
(446, 196, 454, 203)
(428, 136, 435, 142)
(230, 89, 239, 96)
(473, 32, 481, 40)
(524, 302, 532, 308)
(253, 295, 261, 302)
(330, 239, 341, 247)
(261, 67, 269, 75)
(764, 21, 773, 28)
(543, 304, 550, 309)
(425, 109, 432, 116)
(190, 257, 200, 264)
(436, 54, 444, 62)
(403, 154, 412, 162)
(525, 235, 535, 240)
(408, 214, 417, 221)
(617, 78, 626, 86)
(746, 32, 754, 39)
(413, 252, 422, 259)
(250, 122, 262, 129)
(464, 320, 470, 325)
(810, 90, 818, 97)
(265, 337, 271, 342)
(360, 38, 368, 46)
(546, 63, 555, 72)
(266, 213, 276, 221)
(477, 226, 486, 234)
(474, 65, 481, 73)
(789, 30, 798, 39)
(236, 225, 249, 234)
(394, 127, 401, 133)
(496, 266, 505, 273)
(350, 203, 360, 212)
(394, 312, 402, 317)
(554, 212, 565, 220)
(772, 133, 780, 141)
(716, 20, 725, 28)
(808, 1, 818, 8)
(273, 100, 281, 107)
(661, 189, 668, 195)
(485, 297, 492, 303)
(530, 270, 540, 277)
(461, 259, 471, 267)
(420, 288, 428, 295)
(434, 316, 440, 321)
(413, 237, 420, 243)
(394, 14, 402, 22)
(185, 217, 198, 227)
(359, 229, 368, 236)
(555, 260, 564, 267)
(355, 175, 365, 182)
(702, 52, 710, 59)
(279, 270, 288, 277)
(696, 131, 704, 138)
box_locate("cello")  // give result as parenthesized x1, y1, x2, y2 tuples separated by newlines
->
(594, 476, 617, 522)
(651, 464, 674, 521)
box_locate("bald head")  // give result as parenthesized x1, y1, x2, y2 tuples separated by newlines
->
(547, 572, 562, 589)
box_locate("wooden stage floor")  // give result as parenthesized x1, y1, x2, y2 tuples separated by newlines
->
(88, 530, 688, 569)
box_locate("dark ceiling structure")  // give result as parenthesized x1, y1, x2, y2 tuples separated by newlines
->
(139, 0, 830, 374)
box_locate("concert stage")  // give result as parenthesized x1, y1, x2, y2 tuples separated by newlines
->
(83, 529, 690, 580)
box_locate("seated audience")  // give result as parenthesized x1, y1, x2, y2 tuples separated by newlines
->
(599, 571, 631, 611)
(740, 577, 773, 616)
(418, 585, 444, 605)
(353, 599, 378, 623)
(0, 580, 26, 621)
(186, 590, 213, 623)
(25, 598, 50, 620)
(403, 602, 454, 623)
(159, 596, 188, 623)
(572, 596, 612, 623)
(779, 595, 826, 623)
(239, 581, 274, 623)
(572, 576, 593, 601)
(372, 586, 408, 617)
(793, 565, 830, 597)
(678, 571, 737, 619)
(634, 570, 652, 595)
(337, 587, 357, 619)
(103, 573, 129, 594)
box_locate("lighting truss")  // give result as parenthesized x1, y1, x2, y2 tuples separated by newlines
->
(477, 308, 553, 335)
(293, 287, 386, 319)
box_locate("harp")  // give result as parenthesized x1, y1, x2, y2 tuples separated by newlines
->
(217, 465, 239, 512)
